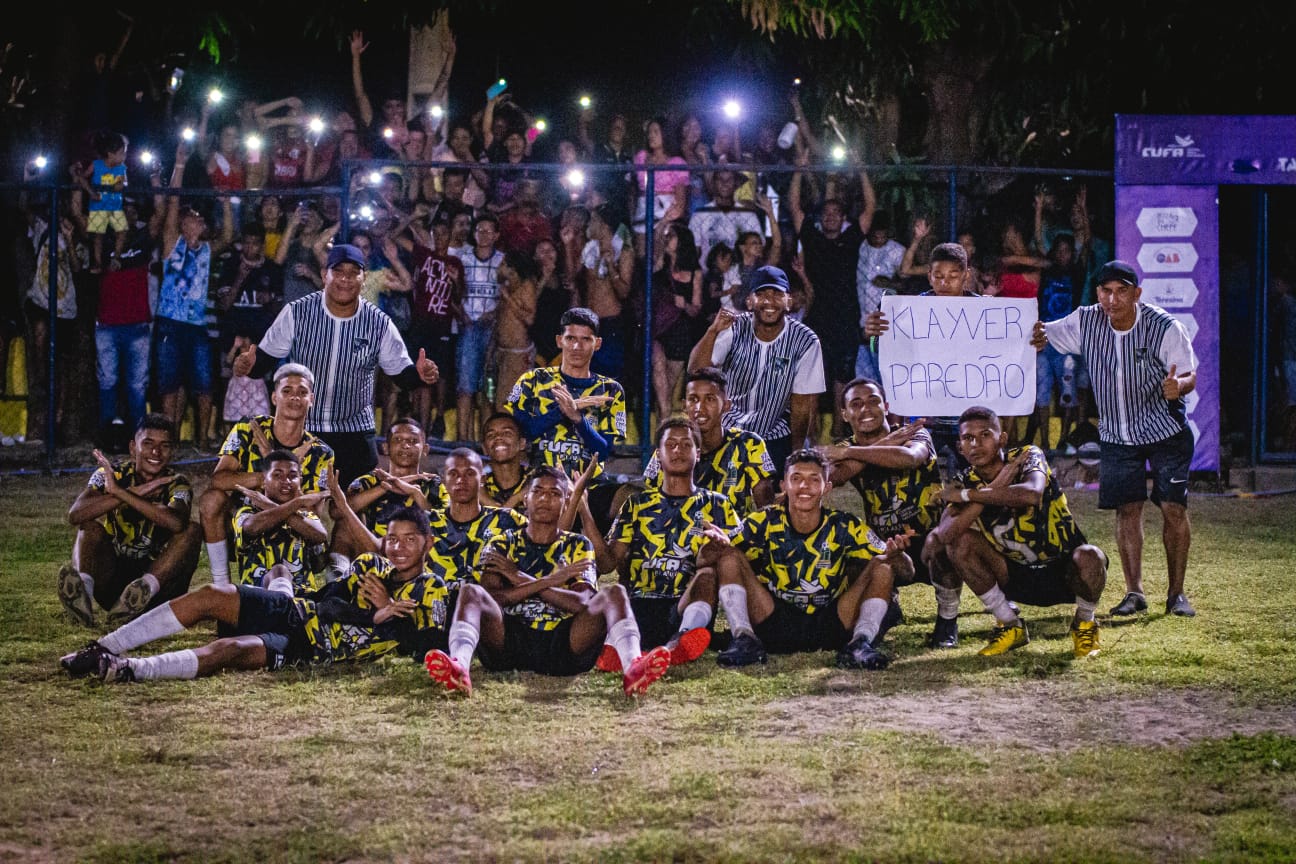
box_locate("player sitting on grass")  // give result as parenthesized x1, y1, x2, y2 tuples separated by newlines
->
(924, 406, 1107, 658)
(60, 496, 451, 682)
(60, 414, 201, 627)
(421, 448, 528, 585)
(480, 412, 531, 510)
(822, 378, 960, 648)
(334, 417, 447, 565)
(424, 467, 671, 697)
(230, 450, 330, 595)
(589, 417, 738, 669)
(713, 449, 913, 670)
(640, 367, 776, 517)
(199, 363, 334, 586)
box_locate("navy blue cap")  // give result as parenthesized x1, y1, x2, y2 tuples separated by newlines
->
(1095, 260, 1138, 287)
(326, 243, 367, 270)
(750, 264, 790, 294)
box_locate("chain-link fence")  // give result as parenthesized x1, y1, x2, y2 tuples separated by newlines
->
(0, 160, 1116, 475)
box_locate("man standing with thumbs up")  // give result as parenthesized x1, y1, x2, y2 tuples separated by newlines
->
(234, 243, 440, 486)
(1031, 260, 1199, 618)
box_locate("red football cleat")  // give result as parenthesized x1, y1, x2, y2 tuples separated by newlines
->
(594, 643, 622, 673)
(425, 649, 472, 696)
(668, 627, 711, 667)
(622, 646, 670, 696)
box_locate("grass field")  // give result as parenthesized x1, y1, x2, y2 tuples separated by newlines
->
(2, 472, 1296, 863)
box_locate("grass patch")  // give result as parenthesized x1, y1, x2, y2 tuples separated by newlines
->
(2, 474, 1295, 861)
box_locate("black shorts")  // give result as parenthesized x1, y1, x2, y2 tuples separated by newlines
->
(479, 615, 601, 677)
(94, 549, 194, 611)
(1098, 426, 1194, 510)
(405, 322, 455, 374)
(1002, 556, 1079, 608)
(893, 532, 931, 587)
(316, 430, 379, 488)
(630, 596, 687, 650)
(234, 585, 312, 669)
(753, 595, 852, 654)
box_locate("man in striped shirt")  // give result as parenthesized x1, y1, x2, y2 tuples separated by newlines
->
(1032, 260, 1199, 618)
(233, 243, 440, 485)
(688, 265, 825, 475)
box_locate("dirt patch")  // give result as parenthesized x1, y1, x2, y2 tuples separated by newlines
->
(762, 682, 1296, 751)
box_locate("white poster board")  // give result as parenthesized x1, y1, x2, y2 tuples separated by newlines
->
(878, 295, 1037, 417)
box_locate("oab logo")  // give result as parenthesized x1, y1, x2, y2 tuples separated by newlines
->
(1141, 135, 1205, 159)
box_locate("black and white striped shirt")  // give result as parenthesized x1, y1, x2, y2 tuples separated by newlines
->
(712, 314, 825, 441)
(1044, 302, 1197, 446)
(259, 293, 412, 433)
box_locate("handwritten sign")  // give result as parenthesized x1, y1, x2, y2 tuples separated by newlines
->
(878, 295, 1037, 417)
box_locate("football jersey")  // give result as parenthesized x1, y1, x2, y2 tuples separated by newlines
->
(219, 415, 335, 502)
(835, 428, 943, 538)
(347, 471, 449, 535)
(954, 445, 1085, 566)
(232, 504, 326, 594)
(294, 552, 450, 664)
(505, 366, 626, 483)
(426, 505, 528, 585)
(609, 487, 739, 598)
(478, 528, 596, 631)
(483, 467, 532, 509)
(87, 462, 192, 560)
(642, 427, 775, 516)
(733, 504, 885, 615)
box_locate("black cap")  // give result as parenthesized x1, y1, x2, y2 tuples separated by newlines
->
(326, 243, 367, 270)
(1095, 260, 1138, 287)
(750, 264, 790, 294)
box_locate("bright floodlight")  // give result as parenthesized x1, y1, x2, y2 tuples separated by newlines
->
(208, 87, 223, 105)
(566, 168, 586, 188)
(831, 144, 847, 162)
(723, 100, 742, 120)
(33, 155, 48, 170)
(309, 116, 326, 135)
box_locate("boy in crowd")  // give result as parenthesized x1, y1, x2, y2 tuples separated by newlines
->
(61, 500, 450, 683)
(641, 367, 775, 517)
(424, 467, 671, 696)
(450, 214, 505, 442)
(480, 412, 532, 510)
(822, 378, 959, 647)
(60, 415, 201, 627)
(924, 407, 1107, 657)
(199, 364, 334, 586)
(505, 307, 626, 532)
(591, 418, 739, 669)
(713, 450, 912, 670)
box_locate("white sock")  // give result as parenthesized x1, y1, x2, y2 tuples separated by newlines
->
(608, 618, 642, 671)
(718, 585, 754, 636)
(79, 571, 96, 600)
(266, 574, 294, 598)
(1075, 597, 1097, 622)
(677, 601, 712, 634)
(977, 585, 1020, 626)
(141, 573, 161, 596)
(447, 619, 480, 668)
(206, 542, 229, 584)
(852, 597, 888, 644)
(99, 603, 185, 655)
(934, 585, 962, 620)
(127, 649, 199, 681)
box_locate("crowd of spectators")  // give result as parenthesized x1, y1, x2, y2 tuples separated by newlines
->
(5, 27, 1116, 456)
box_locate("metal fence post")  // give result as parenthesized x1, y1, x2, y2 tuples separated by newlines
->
(45, 184, 58, 473)
(641, 168, 656, 469)
(946, 168, 959, 242)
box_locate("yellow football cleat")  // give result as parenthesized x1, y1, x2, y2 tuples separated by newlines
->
(1071, 620, 1101, 658)
(979, 620, 1029, 656)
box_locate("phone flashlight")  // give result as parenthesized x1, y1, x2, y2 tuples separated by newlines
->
(830, 144, 847, 162)
(578, 95, 592, 110)
(430, 104, 444, 120)
(566, 168, 586, 189)
(308, 116, 326, 136)
(181, 127, 196, 142)
(722, 100, 742, 120)
(368, 170, 383, 186)
(207, 87, 223, 105)
(139, 150, 155, 167)
(33, 155, 48, 170)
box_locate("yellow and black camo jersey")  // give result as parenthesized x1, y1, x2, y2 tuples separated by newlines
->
(642, 427, 776, 516)
(479, 528, 596, 631)
(733, 504, 886, 615)
(955, 445, 1086, 566)
(609, 487, 739, 599)
(232, 505, 326, 594)
(483, 467, 532, 509)
(347, 471, 449, 535)
(426, 505, 528, 585)
(88, 462, 192, 559)
(504, 366, 626, 482)
(219, 414, 335, 493)
(294, 552, 450, 664)
(835, 427, 943, 538)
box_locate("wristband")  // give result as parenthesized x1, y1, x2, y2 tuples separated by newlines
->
(959, 488, 971, 503)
